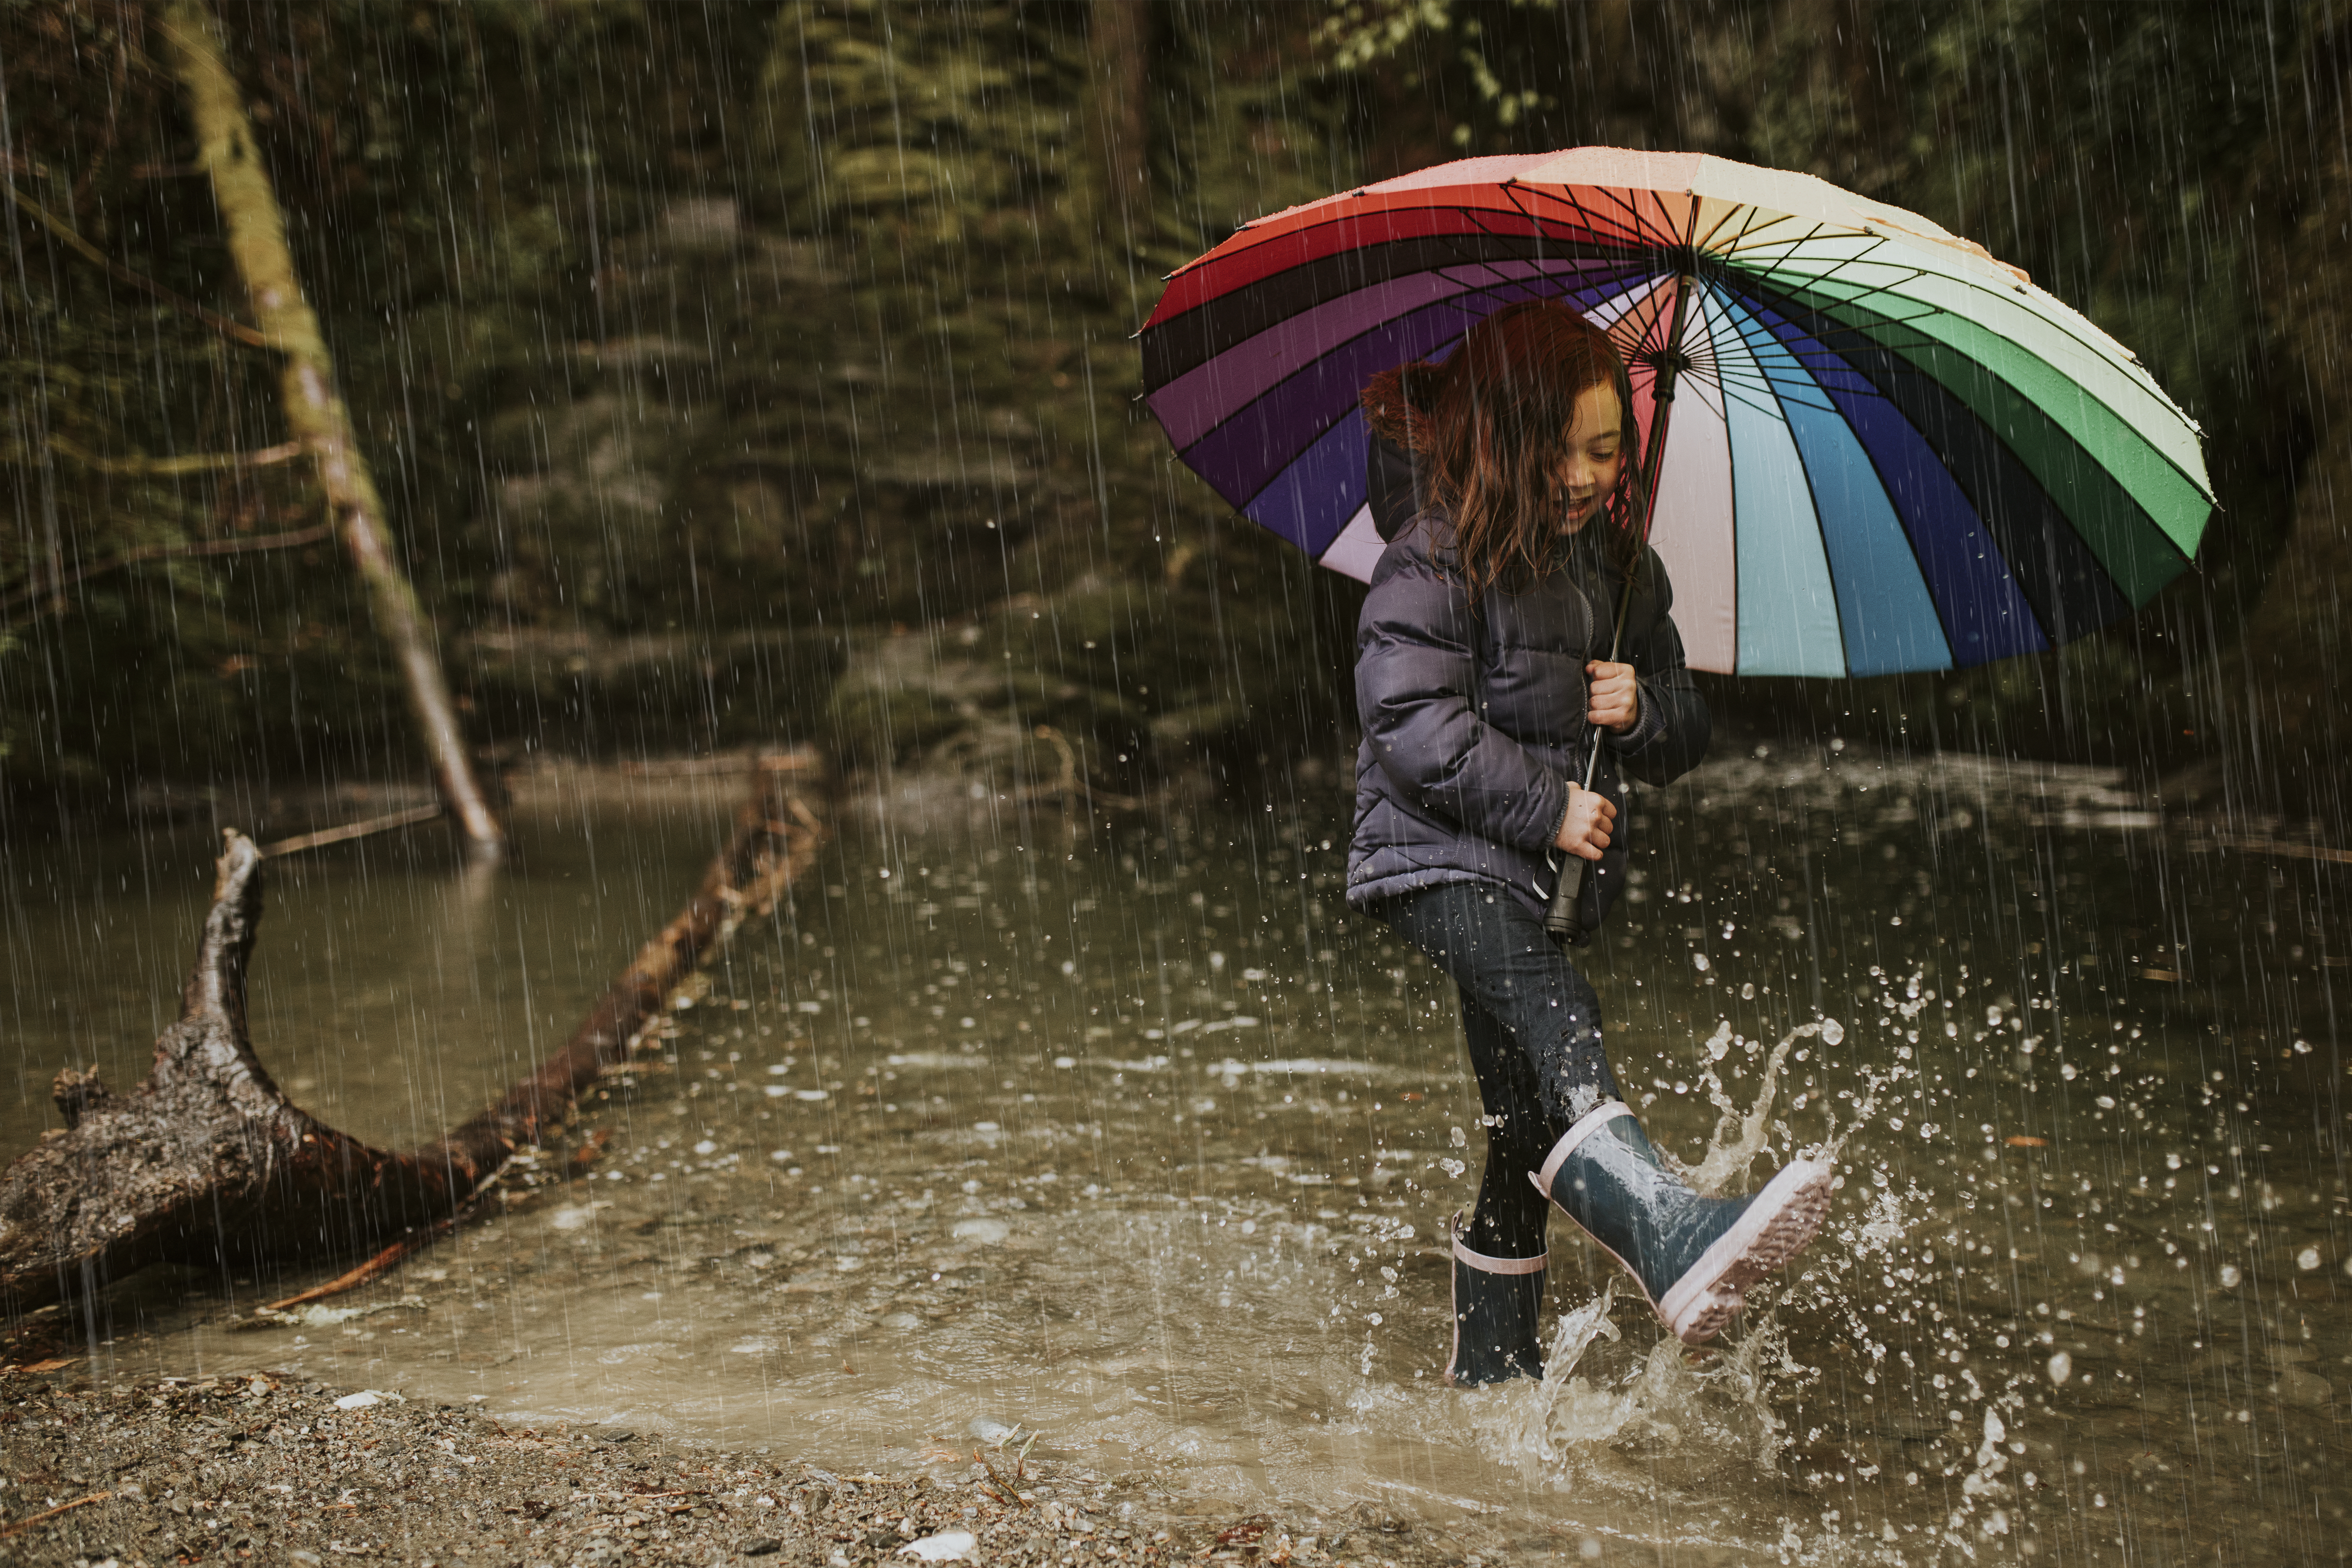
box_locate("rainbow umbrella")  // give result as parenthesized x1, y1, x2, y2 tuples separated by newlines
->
(1138, 148, 2213, 676)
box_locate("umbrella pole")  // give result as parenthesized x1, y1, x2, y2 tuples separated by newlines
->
(1544, 273, 1699, 942)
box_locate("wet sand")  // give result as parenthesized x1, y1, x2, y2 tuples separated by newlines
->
(0, 1366, 1479, 1568)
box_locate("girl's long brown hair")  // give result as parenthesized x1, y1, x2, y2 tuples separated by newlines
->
(1361, 300, 1643, 599)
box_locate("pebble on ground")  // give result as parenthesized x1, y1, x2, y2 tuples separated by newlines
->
(0, 1368, 1486, 1568)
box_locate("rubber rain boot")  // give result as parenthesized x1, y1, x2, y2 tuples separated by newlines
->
(1444, 1211, 1546, 1386)
(1529, 1100, 1830, 1345)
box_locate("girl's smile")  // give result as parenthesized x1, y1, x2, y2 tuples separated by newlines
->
(1553, 380, 1626, 530)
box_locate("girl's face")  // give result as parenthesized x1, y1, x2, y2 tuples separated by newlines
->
(1553, 380, 1626, 531)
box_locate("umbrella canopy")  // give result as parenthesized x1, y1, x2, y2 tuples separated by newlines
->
(1138, 148, 2214, 677)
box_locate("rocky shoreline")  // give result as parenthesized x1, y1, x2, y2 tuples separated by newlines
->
(0, 1367, 1470, 1568)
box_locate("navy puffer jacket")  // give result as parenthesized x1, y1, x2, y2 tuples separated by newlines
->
(1346, 507, 1711, 938)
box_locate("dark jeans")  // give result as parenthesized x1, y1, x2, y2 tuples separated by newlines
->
(1377, 880, 1621, 1261)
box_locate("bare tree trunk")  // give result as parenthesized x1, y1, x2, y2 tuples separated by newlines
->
(154, 0, 506, 861)
(1081, 0, 1151, 301)
(0, 758, 828, 1313)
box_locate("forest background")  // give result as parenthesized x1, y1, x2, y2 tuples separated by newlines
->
(4, 0, 2348, 828)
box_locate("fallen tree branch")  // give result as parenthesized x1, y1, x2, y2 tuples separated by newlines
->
(417, 756, 820, 1189)
(2, 178, 272, 348)
(973, 1447, 1029, 1506)
(2211, 831, 2352, 867)
(263, 1213, 460, 1312)
(49, 433, 307, 475)
(260, 803, 442, 858)
(0, 753, 828, 1313)
(0, 520, 336, 621)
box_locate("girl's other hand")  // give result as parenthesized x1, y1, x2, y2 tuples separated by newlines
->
(1553, 785, 1616, 861)
(1586, 660, 1640, 733)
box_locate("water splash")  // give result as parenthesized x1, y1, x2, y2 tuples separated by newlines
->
(1480, 1275, 1626, 1467)
(1474, 1277, 1805, 1482)
(1666, 1019, 1823, 1196)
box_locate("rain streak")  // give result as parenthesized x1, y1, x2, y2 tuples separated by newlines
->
(2, 5, 2347, 1568)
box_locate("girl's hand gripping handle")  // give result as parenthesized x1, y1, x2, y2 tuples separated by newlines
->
(1542, 785, 1615, 941)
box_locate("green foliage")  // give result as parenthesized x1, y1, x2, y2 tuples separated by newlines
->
(757, 0, 1060, 226)
(1318, 0, 1588, 145)
(1, 0, 1359, 797)
(14, 0, 2322, 804)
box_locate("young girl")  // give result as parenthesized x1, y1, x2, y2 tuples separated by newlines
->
(1348, 300, 1831, 1384)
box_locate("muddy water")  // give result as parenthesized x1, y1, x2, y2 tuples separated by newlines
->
(8, 751, 2350, 1566)
(1, 769, 750, 1152)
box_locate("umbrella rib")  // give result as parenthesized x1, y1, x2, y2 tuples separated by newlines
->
(1700, 199, 1788, 267)
(1434, 240, 1652, 316)
(1702, 335, 1845, 406)
(1746, 260, 1952, 329)
(1556, 181, 1661, 249)
(1411, 253, 1559, 322)
(1514, 178, 1672, 259)
(1748, 226, 2015, 332)
(1710, 370, 1805, 424)
(1713, 223, 1984, 359)
(1729, 246, 2003, 345)
(1693, 202, 1748, 255)
(1732, 225, 1924, 314)
(1710, 213, 1843, 270)
(1599, 274, 1677, 363)
(1716, 222, 1937, 323)
(1486, 182, 1659, 260)
(1406, 239, 1665, 343)
(1713, 213, 1853, 266)
(1729, 251, 1975, 355)
(1668, 281, 1780, 416)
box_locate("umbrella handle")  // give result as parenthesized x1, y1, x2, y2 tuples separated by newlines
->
(1540, 616, 1621, 944)
(1542, 850, 1590, 941)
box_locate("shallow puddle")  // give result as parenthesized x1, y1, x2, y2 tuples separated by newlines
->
(9, 749, 2350, 1564)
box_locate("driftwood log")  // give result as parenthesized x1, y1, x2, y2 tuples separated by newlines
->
(0, 759, 826, 1315)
